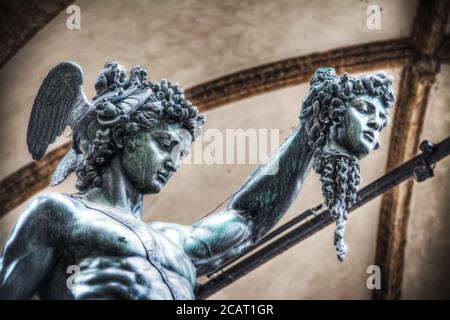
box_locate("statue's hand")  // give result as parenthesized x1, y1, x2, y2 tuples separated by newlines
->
(70, 256, 152, 300)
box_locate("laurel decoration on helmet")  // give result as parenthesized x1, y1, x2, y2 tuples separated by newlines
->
(90, 62, 205, 139)
(27, 60, 206, 190)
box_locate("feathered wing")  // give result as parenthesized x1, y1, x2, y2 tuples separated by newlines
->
(50, 148, 83, 187)
(27, 61, 90, 160)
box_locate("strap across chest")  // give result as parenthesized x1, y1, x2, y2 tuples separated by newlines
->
(67, 194, 182, 300)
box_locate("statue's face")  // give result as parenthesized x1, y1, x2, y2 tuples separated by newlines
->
(119, 123, 192, 194)
(329, 95, 389, 159)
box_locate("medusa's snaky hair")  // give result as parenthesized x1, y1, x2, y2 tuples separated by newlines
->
(75, 79, 205, 192)
(312, 145, 361, 261)
(299, 68, 395, 261)
(300, 68, 395, 151)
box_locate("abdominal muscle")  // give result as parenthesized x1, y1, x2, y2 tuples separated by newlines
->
(38, 255, 195, 300)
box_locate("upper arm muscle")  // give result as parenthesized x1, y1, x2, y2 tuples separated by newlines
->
(0, 194, 64, 299)
(153, 210, 254, 276)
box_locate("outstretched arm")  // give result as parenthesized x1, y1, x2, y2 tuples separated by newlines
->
(0, 195, 60, 299)
(154, 123, 314, 275)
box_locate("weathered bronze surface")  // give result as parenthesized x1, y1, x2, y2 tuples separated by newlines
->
(0, 62, 394, 299)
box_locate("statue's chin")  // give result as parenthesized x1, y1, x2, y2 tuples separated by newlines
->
(346, 140, 374, 160)
(140, 180, 164, 195)
(356, 144, 374, 159)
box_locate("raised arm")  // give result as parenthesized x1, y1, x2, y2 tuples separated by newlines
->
(0, 195, 61, 299)
(155, 122, 315, 275)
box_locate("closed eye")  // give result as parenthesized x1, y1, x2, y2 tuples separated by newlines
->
(354, 101, 371, 114)
(358, 107, 369, 114)
(158, 139, 171, 151)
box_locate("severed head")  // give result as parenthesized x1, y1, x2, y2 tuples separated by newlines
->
(300, 68, 395, 261)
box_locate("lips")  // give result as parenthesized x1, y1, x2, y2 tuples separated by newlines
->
(156, 171, 169, 184)
(363, 131, 375, 144)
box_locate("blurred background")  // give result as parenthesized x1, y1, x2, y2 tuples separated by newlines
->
(0, 0, 449, 299)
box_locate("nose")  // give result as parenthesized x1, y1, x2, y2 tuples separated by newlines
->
(164, 159, 178, 173)
(367, 114, 383, 131)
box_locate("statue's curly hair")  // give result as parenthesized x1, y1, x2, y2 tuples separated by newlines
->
(299, 68, 395, 261)
(75, 78, 205, 192)
(312, 145, 362, 260)
(300, 68, 395, 151)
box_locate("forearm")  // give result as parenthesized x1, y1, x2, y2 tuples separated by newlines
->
(227, 123, 313, 239)
(184, 123, 314, 274)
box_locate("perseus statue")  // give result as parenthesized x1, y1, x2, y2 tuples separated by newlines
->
(0, 61, 394, 299)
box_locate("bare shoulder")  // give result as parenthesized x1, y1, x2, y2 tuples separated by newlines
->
(12, 193, 80, 243)
(23, 193, 79, 219)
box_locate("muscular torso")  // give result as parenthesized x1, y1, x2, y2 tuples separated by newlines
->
(1, 119, 314, 300)
(38, 195, 197, 300)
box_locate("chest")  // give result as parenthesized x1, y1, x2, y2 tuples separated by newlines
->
(65, 209, 197, 286)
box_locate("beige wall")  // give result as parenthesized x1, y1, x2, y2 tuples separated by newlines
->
(0, 0, 417, 179)
(402, 65, 450, 299)
(1, 0, 449, 299)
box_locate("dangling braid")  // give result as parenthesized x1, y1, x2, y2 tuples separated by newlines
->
(313, 146, 361, 261)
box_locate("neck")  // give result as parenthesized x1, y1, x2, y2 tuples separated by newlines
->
(326, 131, 362, 160)
(75, 156, 144, 219)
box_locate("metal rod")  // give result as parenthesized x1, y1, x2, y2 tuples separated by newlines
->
(196, 137, 450, 299)
(205, 203, 325, 278)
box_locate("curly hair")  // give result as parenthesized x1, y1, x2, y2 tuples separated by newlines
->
(300, 68, 395, 261)
(313, 145, 362, 261)
(75, 78, 205, 192)
(300, 68, 394, 151)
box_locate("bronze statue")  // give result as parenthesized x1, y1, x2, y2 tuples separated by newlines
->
(0, 62, 394, 299)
